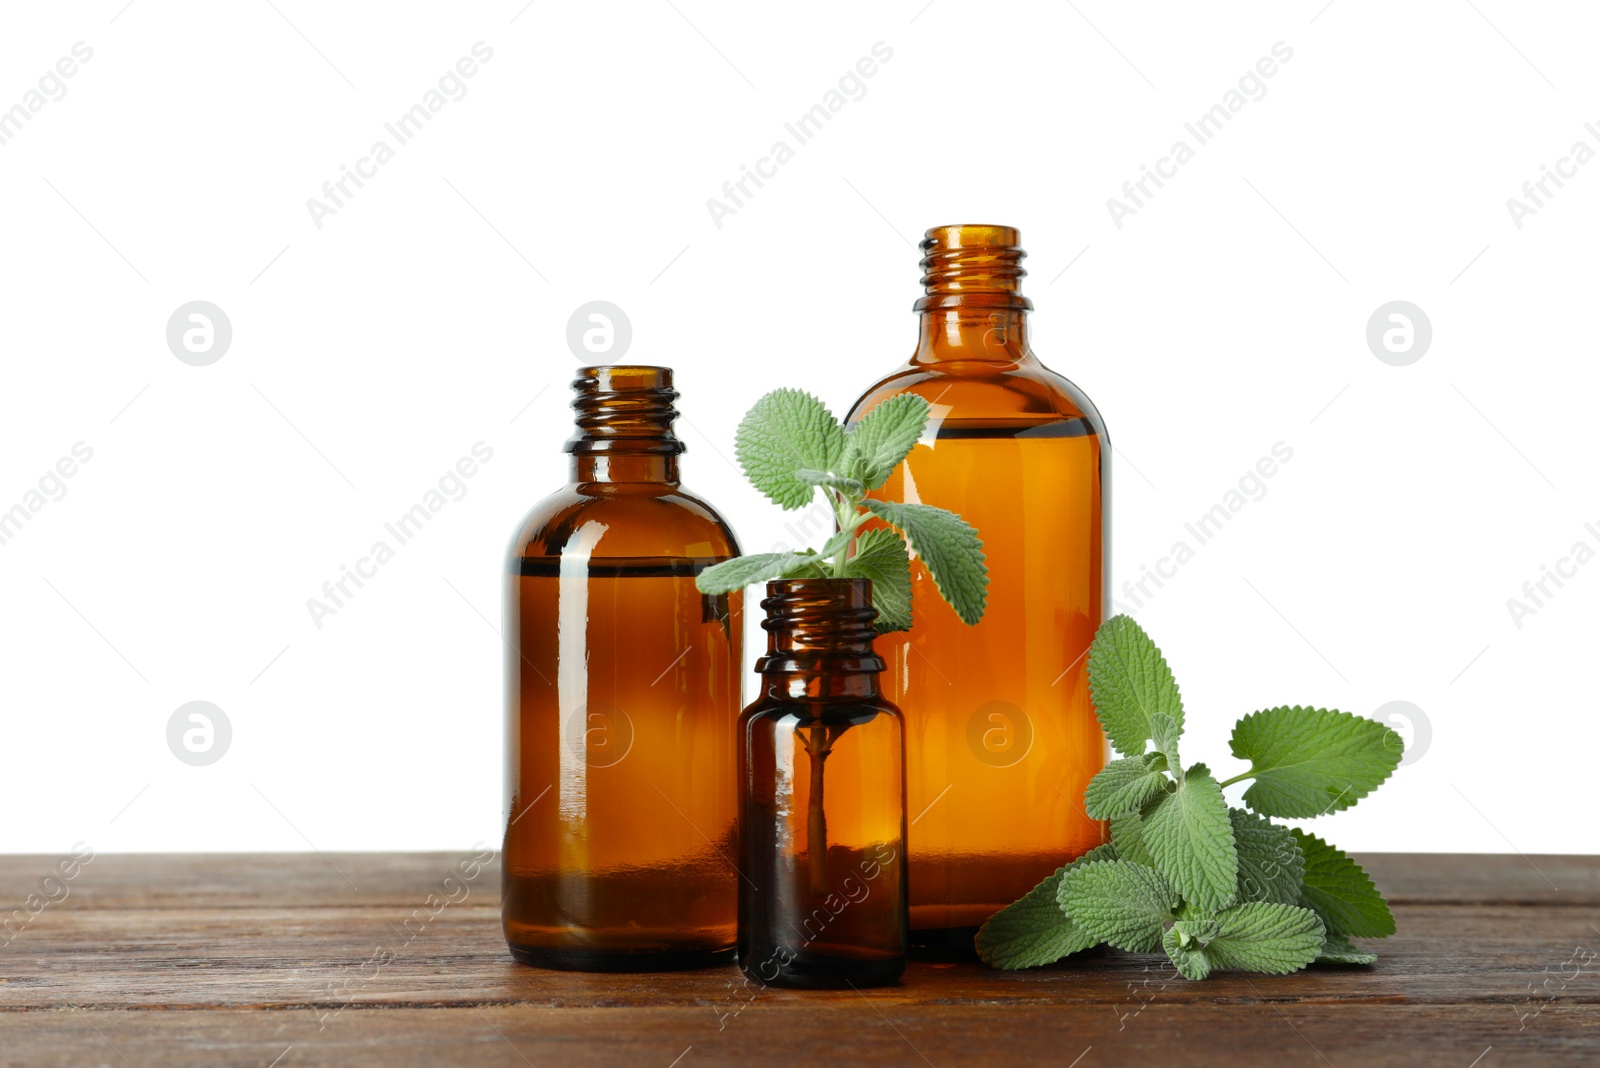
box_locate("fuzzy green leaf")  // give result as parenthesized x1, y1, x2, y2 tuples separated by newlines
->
(975, 845, 1115, 969)
(1084, 755, 1170, 819)
(734, 389, 844, 510)
(843, 394, 930, 490)
(1193, 902, 1325, 975)
(1150, 712, 1182, 771)
(862, 499, 987, 625)
(1315, 932, 1379, 965)
(796, 469, 864, 496)
(839, 528, 913, 633)
(1086, 615, 1184, 758)
(1142, 763, 1238, 912)
(1109, 810, 1155, 866)
(816, 527, 855, 559)
(1230, 706, 1403, 818)
(695, 551, 823, 593)
(1058, 859, 1178, 953)
(1230, 808, 1305, 906)
(1163, 925, 1213, 980)
(1291, 830, 1396, 938)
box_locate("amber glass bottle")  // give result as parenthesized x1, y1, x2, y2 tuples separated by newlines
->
(503, 365, 743, 970)
(846, 225, 1110, 955)
(738, 579, 907, 989)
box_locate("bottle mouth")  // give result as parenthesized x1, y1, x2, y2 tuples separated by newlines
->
(756, 577, 885, 673)
(566, 364, 685, 456)
(916, 223, 1031, 312)
(576, 365, 673, 392)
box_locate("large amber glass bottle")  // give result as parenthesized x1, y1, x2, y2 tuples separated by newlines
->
(738, 578, 907, 989)
(846, 225, 1110, 955)
(503, 365, 743, 970)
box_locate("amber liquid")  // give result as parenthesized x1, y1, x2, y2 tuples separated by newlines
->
(868, 418, 1107, 948)
(504, 556, 742, 969)
(738, 703, 907, 988)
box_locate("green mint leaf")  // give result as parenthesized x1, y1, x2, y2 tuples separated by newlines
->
(1196, 902, 1325, 975)
(839, 528, 913, 633)
(695, 552, 817, 594)
(1229, 808, 1305, 906)
(1150, 712, 1182, 771)
(861, 499, 987, 624)
(1142, 763, 1238, 912)
(1058, 859, 1178, 953)
(1229, 706, 1403, 818)
(975, 844, 1115, 969)
(1291, 830, 1396, 938)
(1315, 932, 1379, 966)
(817, 527, 854, 559)
(1084, 755, 1170, 819)
(1086, 615, 1184, 758)
(1163, 925, 1213, 980)
(1110, 810, 1155, 866)
(842, 394, 930, 490)
(734, 389, 844, 510)
(796, 469, 865, 496)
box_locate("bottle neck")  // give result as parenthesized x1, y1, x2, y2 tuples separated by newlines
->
(565, 365, 684, 485)
(913, 308, 1031, 366)
(911, 223, 1034, 367)
(571, 454, 678, 484)
(756, 579, 883, 700)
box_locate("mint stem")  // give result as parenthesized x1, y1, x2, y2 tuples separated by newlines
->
(827, 492, 866, 578)
(1217, 771, 1254, 789)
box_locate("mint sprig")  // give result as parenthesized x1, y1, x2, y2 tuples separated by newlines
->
(696, 389, 989, 631)
(979, 614, 1405, 979)
(974, 844, 1113, 969)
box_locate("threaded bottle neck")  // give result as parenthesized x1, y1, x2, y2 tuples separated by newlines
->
(566, 365, 684, 455)
(566, 365, 682, 484)
(756, 579, 884, 688)
(915, 224, 1032, 313)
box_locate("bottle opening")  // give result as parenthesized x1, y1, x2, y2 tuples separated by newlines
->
(567, 364, 685, 456)
(756, 577, 885, 674)
(916, 223, 1031, 312)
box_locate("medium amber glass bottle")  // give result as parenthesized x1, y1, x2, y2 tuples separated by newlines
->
(503, 365, 743, 970)
(846, 225, 1110, 955)
(738, 579, 907, 989)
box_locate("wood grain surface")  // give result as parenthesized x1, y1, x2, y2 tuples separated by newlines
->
(0, 852, 1594, 1066)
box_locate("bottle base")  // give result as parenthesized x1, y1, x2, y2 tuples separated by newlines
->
(908, 925, 982, 962)
(738, 949, 905, 990)
(508, 942, 736, 973)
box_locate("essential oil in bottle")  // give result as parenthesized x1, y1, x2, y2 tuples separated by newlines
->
(847, 226, 1110, 957)
(502, 365, 743, 971)
(737, 578, 907, 989)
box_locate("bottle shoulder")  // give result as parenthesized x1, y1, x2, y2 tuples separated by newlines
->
(846, 355, 1109, 440)
(507, 482, 741, 562)
(738, 694, 903, 723)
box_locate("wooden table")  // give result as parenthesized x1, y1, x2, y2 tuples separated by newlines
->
(1, 853, 1595, 1066)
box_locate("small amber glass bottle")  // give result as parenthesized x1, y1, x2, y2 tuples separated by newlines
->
(502, 365, 743, 971)
(847, 225, 1110, 956)
(737, 578, 908, 989)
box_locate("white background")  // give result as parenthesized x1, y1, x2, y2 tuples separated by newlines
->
(1, 0, 1593, 857)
